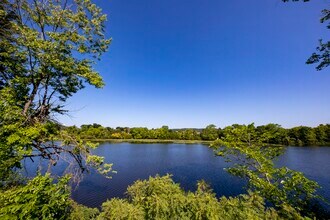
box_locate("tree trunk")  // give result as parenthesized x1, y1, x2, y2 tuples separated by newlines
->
(23, 83, 38, 116)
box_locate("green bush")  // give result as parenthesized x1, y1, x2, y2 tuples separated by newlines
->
(97, 175, 299, 220)
(0, 174, 70, 220)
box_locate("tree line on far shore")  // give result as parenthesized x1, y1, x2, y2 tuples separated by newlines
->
(65, 123, 330, 146)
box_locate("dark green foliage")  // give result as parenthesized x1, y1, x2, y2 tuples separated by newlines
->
(287, 126, 318, 146)
(0, 174, 71, 220)
(255, 124, 288, 145)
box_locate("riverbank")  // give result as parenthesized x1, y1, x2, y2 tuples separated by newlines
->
(84, 139, 212, 145)
(82, 139, 330, 147)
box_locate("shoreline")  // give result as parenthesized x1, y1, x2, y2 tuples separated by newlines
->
(83, 139, 330, 147)
(83, 139, 213, 145)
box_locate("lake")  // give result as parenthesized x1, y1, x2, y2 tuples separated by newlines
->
(25, 143, 330, 209)
(71, 143, 330, 209)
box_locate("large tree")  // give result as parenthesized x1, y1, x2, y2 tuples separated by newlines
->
(0, 0, 113, 183)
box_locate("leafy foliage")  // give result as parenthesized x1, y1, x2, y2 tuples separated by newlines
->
(211, 124, 323, 218)
(0, 174, 70, 220)
(66, 123, 330, 146)
(201, 124, 219, 141)
(99, 199, 145, 220)
(69, 201, 100, 220)
(98, 175, 292, 220)
(0, 0, 328, 219)
(0, 0, 113, 184)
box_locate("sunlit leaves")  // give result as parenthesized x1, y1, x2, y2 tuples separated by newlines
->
(0, 0, 112, 182)
(211, 124, 322, 217)
(99, 175, 289, 220)
(99, 199, 144, 220)
(0, 174, 70, 219)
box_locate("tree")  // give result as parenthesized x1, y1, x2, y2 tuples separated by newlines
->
(130, 127, 149, 139)
(314, 124, 328, 145)
(0, 0, 113, 183)
(0, 0, 23, 90)
(282, 0, 330, 70)
(201, 124, 219, 141)
(182, 129, 200, 140)
(211, 124, 321, 218)
(287, 126, 318, 146)
(157, 125, 170, 139)
(256, 124, 288, 145)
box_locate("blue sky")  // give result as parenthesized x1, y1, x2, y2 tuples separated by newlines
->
(60, 0, 330, 129)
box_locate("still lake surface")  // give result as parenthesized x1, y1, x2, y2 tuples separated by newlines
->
(26, 143, 330, 208)
(74, 143, 330, 208)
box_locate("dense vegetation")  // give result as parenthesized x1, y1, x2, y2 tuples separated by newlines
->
(0, 0, 114, 218)
(2, 121, 327, 218)
(0, 174, 311, 219)
(94, 175, 305, 220)
(66, 123, 330, 146)
(0, 0, 329, 219)
(0, 0, 114, 184)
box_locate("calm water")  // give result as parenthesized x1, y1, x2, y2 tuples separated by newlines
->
(72, 143, 246, 207)
(25, 143, 330, 209)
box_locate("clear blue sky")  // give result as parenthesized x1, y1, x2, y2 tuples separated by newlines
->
(60, 0, 330, 129)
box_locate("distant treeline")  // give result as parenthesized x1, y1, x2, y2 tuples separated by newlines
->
(65, 124, 330, 146)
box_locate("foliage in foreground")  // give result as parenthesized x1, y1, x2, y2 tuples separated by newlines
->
(99, 175, 306, 220)
(0, 0, 328, 219)
(0, 174, 70, 220)
(0, 0, 114, 187)
(211, 123, 324, 218)
(0, 174, 99, 220)
(0, 174, 308, 220)
(69, 201, 100, 220)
